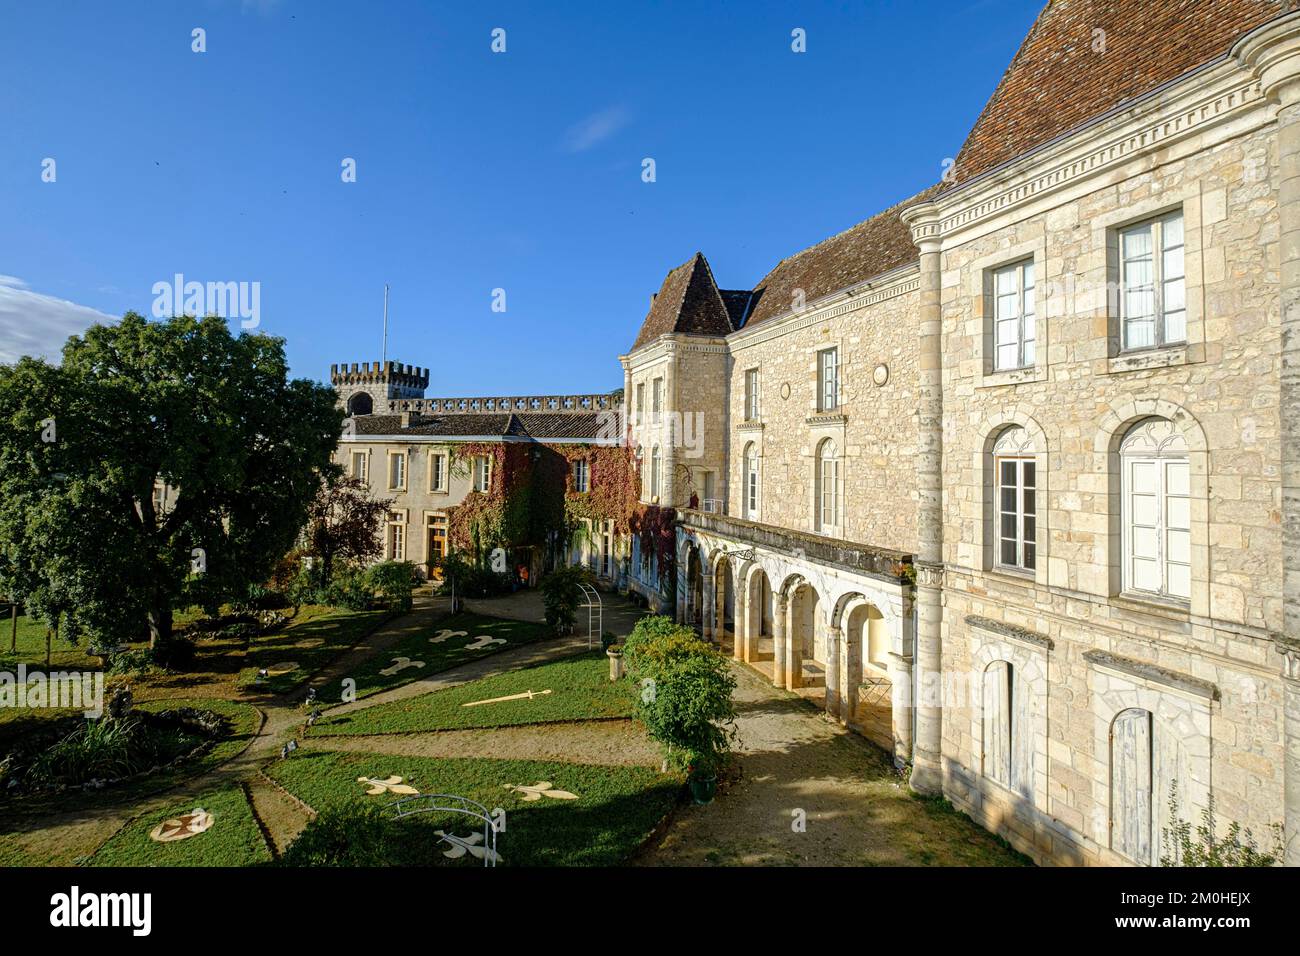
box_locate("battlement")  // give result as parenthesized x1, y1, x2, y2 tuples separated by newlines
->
(385, 393, 621, 415)
(330, 361, 430, 391)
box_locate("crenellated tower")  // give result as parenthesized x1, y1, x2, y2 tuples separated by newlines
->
(330, 361, 429, 416)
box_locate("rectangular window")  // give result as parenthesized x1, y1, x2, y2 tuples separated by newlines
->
(745, 457, 759, 518)
(982, 661, 1035, 800)
(425, 513, 447, 568)
(472, 455, 491, 493)
(819, 459, 839, 531)
(350, 451, 368, 482)
(635, 383, 645, 425)
(429, 452, 447, 492)
(1124, 457, 1191, 599)
(387, 511, 406, 561)
(388, 452, 406, 491)
(744, 368, 760, 421)
(993, 260, 1036, 371)
(651, 378, 663, 424)
(817, 348, 838, 412)
(996, 458, 1036, 571)
(1111, 709, 1154, 864)
(1120, 211, 1185, 350)
(573, 459, 590, 493)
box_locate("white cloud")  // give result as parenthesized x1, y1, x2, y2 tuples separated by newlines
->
(0, 276, 117, 365)
(562, 106, 630, 153)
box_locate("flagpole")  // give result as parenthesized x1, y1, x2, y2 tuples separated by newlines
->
(382, 284, 389, 367)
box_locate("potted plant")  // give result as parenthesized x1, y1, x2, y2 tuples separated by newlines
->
(687, 752, 719, 805)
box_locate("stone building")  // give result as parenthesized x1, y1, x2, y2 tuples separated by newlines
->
(620, 0, 1300, 866)
(329, 362, 623, 582)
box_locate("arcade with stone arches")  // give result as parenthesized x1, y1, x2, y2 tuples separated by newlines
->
(676, 530, 916, 763)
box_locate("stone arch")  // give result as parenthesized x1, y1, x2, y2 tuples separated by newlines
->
(740, 560, 775, 664)
(346, 391, 374, 416)
(969, 639, 1050, 812)
(1094, 399, 1209, 616)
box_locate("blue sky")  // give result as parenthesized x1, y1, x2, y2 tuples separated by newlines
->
(0, 0, 1042, 393)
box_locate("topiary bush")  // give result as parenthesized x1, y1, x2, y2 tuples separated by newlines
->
(365, 561, 418, 613)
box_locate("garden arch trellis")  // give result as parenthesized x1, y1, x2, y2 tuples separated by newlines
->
(577, 582, 603, 649)
(389, 793, 500, 867)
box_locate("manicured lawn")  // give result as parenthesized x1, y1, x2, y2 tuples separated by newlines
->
(268, 749, 680, 866)
(236, 605, 393, 694)
(313, 650, 634, 735)
(88, 785, 271, 867)
(313, 612, 549, 704)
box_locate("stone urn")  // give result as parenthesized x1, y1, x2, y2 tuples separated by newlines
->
(607, 647, 624, 681)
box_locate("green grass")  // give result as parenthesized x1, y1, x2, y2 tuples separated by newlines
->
(312, 650, 634, 735)
(87, 785, 271, 867)
(313, 612, 548, 703)
(236, 605, 392, 693)
(268, 749, 680, 866)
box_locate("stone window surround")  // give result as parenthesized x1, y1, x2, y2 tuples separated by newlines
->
(386, 507, 409, 561)
(743, 365, 762, 422)
(1086, 651, 1213, 863)
(974, 408, 1050, 587)
(970, 234, 1049, 388)
(386, 449, 408, 492)
(426, 448, 449, 494)
(1091, 186, 1205, 375)
(968, 629, 1051, 814)
(350, 448, 371, 482)
(422, 509, 448, 566)
(805, 415, 847, 538)
(1097, 400, 1210, 619)
(741, 438, 762, 522)
(813, 339, 843, 414)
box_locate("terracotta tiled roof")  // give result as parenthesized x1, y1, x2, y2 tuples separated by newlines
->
(629, 252, 735, 351)
(742, 184, 944, 329)
(950, 0, 1285, 185)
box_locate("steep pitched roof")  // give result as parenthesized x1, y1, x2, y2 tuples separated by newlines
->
(629, 252, 735, 351)
(742, 184, 944, 329)
(950, 0, 1285, 186)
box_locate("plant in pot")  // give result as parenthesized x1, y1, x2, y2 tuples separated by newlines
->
(686, 750, 721, 805)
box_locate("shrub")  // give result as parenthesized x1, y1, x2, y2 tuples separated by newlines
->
(327, 564, 373, 611)
(280, 802, 404, 867)
(624, 616, 737, 776)
(366, 561, 418, 613)
(540, 564, 594, 635)
(1160, 781, 1284, 867)
(600, 631, 618, 652)
(438, 553, 511, 599)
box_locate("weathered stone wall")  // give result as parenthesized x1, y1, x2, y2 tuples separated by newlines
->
(724, 280, 922, 555)
(935, 70, 1287, 863)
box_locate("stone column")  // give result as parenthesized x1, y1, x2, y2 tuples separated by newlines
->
(902, 200, 945, 795)
(889, 651, 915, 766)
(1235, 11, 1300, 866)
(772, 593, 789, 688)
(734, 572, 748, 661)
(825, 625, 842, 721)
(701, 567, 714, 642)
(787, 588, 803, 692)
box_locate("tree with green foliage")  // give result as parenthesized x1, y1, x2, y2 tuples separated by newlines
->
(303, 472, 391, 587)
(0, 312, 342, 650)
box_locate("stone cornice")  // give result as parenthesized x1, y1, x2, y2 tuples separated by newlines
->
(930, 61, 1267, 243)
(1083, 649, 1220, 702)
(1233, 11, 1300, 106)
(965, 615, 1054, 652)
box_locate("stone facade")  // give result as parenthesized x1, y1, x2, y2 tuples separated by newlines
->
(618, 7, 1300, 866)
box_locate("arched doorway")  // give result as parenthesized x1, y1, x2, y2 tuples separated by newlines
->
(786, 579, 821, 690)
(683, 544, 704, 633)
(844, 600, 892, 751)
(711, 555, 737, 655)
(744, 566, 774, 664)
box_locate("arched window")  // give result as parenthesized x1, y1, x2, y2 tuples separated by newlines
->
(1110, 708, 1154, 864)
(1120, 418, 1189, 600)
(743, 443, 760, 519)
(347, 392, 373, 416)
(993, 427, 1036, 571)
(982, 660, 1033, 798)
(816, 439, 840, 533)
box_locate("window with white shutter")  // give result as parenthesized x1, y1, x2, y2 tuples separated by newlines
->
(1111, 708, 1154, 864)
(1121, 419, 1190, 601)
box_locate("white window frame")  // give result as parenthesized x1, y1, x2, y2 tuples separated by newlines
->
(817, 348, 838, 413)
(573, 458, 590, 493)
(649, 445, 661, 501)
(744, 367, 760, 422)
(429, 451, 448, 493)
(651, 378, 663, 424)
(635, 383, 645, 425)
(387, 509, 407, 561)
(743, 444, 759, 520)
(350, 451, 369, 482)
(1120, 419, 1191, 601)
(472, 454, 492, 493)
(992, 259, 1036, 371)
(1119, 210, 1186, 352)
(992, 428, 1037, 573)
(387, 451, 407, 491)
(816, 439, 840, 534)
